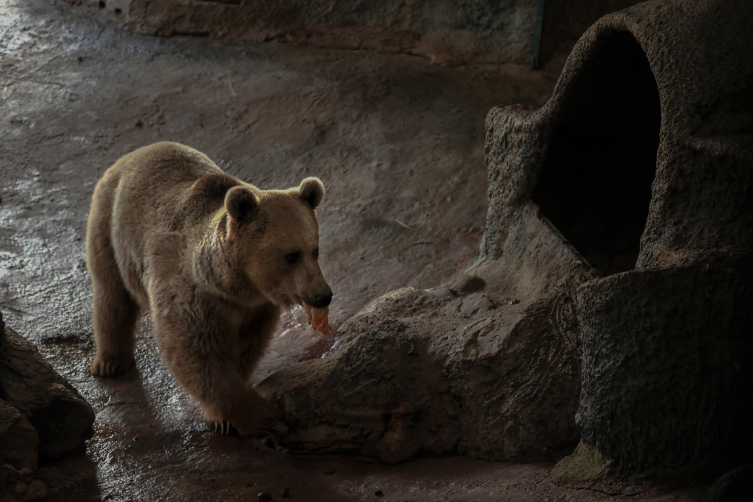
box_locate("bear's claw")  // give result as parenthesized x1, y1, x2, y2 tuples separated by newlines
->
(271, 420, 288, 434)
(210, 420, 237, 435)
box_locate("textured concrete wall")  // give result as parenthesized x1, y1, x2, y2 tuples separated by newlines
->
(65, 0, 644, 66)
(71, 0, 538, 65)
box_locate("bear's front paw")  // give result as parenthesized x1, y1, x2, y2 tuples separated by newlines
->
(250, 400, 289, 436)
(90, 353, 134, 377)
(207, 420, 238, 435)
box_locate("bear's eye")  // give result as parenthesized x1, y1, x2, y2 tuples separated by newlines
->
(286, 252, 301, 264)
(313, 248, 319, 259)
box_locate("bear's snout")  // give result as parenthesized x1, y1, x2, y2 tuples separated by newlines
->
(313, 286, 333, 308)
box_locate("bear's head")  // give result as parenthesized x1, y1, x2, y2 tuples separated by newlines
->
(213, 177, 332, 309)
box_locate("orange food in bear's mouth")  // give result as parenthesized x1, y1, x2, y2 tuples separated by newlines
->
(303, 303, 330, 335)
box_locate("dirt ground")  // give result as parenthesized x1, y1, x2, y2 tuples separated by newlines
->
(0, 0, 707, 500)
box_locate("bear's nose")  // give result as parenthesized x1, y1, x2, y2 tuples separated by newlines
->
(315, 289, 332, 308)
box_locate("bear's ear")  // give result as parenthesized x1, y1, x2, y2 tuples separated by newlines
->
(298, 177, 325, 210)
(225, 186, 258, 222)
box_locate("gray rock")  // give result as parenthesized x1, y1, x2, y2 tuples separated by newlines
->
(458, 293, 495, 317)
(447, 275, 486, 296)
(261, 287, 582, 464)
(0, 401, 38, 471)
(0, 464, 47, 502)
(427, 288, 455, 300)
(0, 313, 94, 460)
(707, 464, 753, 502)
(576, 258, 753, 478)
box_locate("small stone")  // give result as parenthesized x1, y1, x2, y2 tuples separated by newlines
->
(25, 479, 47, 501)
(135, 119, 143, 128)
(459, 293, 495, 316)
(257, 492, 272, 502)
(280, 488, 289, 498)
(449, 275, 486, 295)
(375, 489, 383, 496)
(428, 288, 455, 300)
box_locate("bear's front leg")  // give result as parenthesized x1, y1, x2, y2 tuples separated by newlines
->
(201, 386, 287, 436)
(155, 314, 288, 436)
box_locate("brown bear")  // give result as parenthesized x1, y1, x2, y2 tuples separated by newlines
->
(86, 142, 332, 436)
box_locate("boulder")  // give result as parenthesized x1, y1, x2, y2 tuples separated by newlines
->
(0, 312, 95, 461)
(0, 401, 38, 471)
(0, 464, 47, 502)
(263, 279, 586, 464)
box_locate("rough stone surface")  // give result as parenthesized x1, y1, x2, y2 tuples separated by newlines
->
(262, 265, 589, 463)
(0, 313, 95, 461)
(0, 401, 38, 472)
(0, 464, 47, 502)
(577, 257, 753, 478)
(62, 0, 649, 68)
(707, 464, 753, 502)
(64, 0, 539, 66)
(447, 274, 486, 295)
(482, 0, 753, 481)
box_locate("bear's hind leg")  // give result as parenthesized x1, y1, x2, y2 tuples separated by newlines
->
(87, 201, 139, 377)
(90, 281, 138, 377)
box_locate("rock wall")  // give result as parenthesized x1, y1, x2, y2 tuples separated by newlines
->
(66, 0, 539, 65)
(481, 0, 753, 481)
(62, 0, 643, 66)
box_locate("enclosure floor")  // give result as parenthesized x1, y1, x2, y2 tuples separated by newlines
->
(0, 1, 706, 500)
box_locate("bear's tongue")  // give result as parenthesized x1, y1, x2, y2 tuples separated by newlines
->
(303, 303, 330, 336)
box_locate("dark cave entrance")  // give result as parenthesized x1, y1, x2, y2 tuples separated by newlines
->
(531, 32, 660, 276)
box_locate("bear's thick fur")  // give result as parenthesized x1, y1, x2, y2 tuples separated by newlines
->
(86, 142, 331, 435)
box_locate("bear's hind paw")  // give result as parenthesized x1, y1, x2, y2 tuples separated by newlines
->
(90, 354, 133, 377)
(270, 419, 289, 434)
(209, 420, 238, 435)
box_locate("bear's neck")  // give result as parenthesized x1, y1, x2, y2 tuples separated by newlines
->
(192, 213, 266, 309)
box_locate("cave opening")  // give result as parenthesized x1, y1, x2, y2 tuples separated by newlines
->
(531, 32, 660, 276)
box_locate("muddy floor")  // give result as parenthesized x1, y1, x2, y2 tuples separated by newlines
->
(0, 1, 707, 500)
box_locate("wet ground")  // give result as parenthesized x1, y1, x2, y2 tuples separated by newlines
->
(0, 0, 707, 500)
